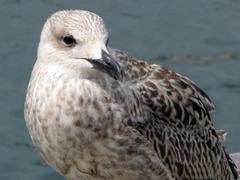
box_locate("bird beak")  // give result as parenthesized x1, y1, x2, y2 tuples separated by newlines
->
(84, 50, 123, 81)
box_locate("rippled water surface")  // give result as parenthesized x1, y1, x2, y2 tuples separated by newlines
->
(0, 0, 240, 179)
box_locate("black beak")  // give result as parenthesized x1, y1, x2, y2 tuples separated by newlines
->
(84, 50, 123, 81)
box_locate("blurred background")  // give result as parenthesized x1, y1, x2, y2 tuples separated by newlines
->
(0, 0, 240, 179)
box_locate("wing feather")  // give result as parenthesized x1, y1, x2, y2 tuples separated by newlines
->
(109, 48, 238, 179)
(109, 48, 214, 126)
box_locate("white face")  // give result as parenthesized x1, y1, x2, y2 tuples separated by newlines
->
(37, 10, 122, 80)
(38, 10, 109, 67)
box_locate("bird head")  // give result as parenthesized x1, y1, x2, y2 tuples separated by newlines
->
(37, 10, 122, 81)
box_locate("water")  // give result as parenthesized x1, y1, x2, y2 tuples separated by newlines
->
(0, 0, 240, 179)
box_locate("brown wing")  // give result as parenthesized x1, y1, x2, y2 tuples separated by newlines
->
(109, 48, 238, 179)
(109, 48, 214, 116)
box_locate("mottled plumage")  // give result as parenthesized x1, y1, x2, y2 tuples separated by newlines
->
(24, 10, 238, 180)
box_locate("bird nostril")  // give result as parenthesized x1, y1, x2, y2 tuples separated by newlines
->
(105, 61, 111, 66)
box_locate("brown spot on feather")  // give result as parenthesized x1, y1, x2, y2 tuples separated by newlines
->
(74, 120, 81, 127)
(145, 81, 157, 89)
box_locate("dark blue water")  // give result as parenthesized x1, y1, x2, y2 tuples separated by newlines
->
(0, 0, 239, 179)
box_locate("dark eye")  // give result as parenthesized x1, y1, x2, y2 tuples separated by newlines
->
(62, 35, 76, 46)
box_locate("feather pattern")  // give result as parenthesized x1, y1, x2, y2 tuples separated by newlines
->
(25, 10, 238, 180)
(109, 48, 238, 179)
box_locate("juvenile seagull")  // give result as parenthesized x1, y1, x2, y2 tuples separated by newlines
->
(24, 10, 238, 180)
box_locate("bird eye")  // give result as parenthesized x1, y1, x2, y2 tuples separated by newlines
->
(62, 35, 76, 46)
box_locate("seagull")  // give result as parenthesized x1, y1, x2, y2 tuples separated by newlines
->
(24, 10, 238, 180)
